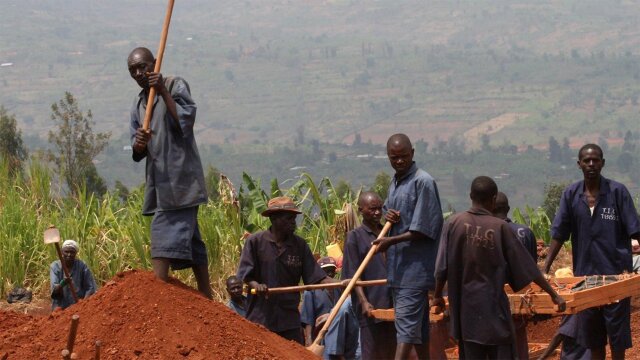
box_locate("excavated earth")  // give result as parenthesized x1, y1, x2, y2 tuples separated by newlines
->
(0, 270, 318, 360)
(2, 268, 639, 359)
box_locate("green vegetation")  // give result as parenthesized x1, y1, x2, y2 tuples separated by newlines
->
(0, 157, 357, 301)
(47, 92, 111, 196)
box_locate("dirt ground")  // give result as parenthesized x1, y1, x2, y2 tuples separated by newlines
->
(0, 270, 317, 360)
(2, 269, 639, 359)
(525, 296, 640, 360)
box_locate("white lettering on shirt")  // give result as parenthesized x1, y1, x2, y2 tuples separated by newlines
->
(600, 207, 619, 221)
(464, 223, 495, 249)
(286, 255, 302, 268)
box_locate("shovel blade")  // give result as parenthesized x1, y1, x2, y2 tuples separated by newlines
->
(44, 226, 61, 244)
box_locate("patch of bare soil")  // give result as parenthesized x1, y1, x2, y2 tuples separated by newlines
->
(0, 270, 318, 360)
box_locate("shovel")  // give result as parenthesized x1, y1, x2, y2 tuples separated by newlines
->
(307, 221, 392, 356)
(44, 226, 79, 302)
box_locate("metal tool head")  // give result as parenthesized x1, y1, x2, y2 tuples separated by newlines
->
(44, 226, 61, 244)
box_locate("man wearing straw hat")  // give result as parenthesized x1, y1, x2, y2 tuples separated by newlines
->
(50, 240, 97, 310)
(237, 196, 338, 344)
(128, 47, 212, 299)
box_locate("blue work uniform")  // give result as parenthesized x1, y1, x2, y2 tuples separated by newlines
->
(506, 218, 538, 261)
(300, 288, 340, 328)
(236, 229, 327, 343)
(227, 296, 248, 318)
(551, 176, 640, 351)
(558, 315, 591, 360)
(506, 218, 537, 359)
(435, 208, 541, 356)
(384, 162, 444, 345)
(342, 224, 396, 359)
(130, 76, 208, 268)
(323, 296, 361, 360)
(50, 259, 97, 310)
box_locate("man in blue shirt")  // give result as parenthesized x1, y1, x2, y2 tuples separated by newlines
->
(323, 296, 361, 360)
(543, 143, 640, 360)
(373, 133, 444, 360)
(493, 191, 537, 360)
(128, 47, 212, 299)
(50, 240, 97, 310)
(301, 257, 341, 346)
(343, 191, 396, 359)
(237, 196, 337, 344)
(225, 275, 247, 317)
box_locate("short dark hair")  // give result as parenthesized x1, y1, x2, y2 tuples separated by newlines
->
(128, 47, 154, 60)
(386, 133, 412, 149)
(493, 192, 510, 214)
(470, 176, 498, 203)
(578, 143, 603, 160)
(226, 275, 240, 287)
(358, 191, 381, 207)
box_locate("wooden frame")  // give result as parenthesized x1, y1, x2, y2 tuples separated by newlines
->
(508, 274, 640, 315)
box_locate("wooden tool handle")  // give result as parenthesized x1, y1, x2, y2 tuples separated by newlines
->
(250, 279, 387, 295)
(55, 243, 79, 302)
(142, 0, 176, 131)
(309, 222, 392, 350)
(67, 314, 80, 354)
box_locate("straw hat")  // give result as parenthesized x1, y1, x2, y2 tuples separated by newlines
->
(261, 196, 302, 217)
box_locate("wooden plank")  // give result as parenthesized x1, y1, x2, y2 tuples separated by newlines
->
(445, 343, 555, 360)
(370, 309, 445, 322)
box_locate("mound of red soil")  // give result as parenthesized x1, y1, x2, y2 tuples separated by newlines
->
(0, 270, 318, 359)
(0, 311, 33, 334)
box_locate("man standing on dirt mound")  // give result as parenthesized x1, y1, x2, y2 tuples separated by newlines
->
(544, 143, 640, 360)
(372, 133, 444, 360)
(128, 47, 212, 299)
(237, 196, 339, 344)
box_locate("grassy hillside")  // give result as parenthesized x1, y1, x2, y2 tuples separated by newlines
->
(1, 0, 639, 209)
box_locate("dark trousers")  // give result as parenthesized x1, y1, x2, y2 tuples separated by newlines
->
(361, 321, 397, 359)
(460, 340, 514, 360)
(276, 328, 304, 345)
(513, 315, 529, 360)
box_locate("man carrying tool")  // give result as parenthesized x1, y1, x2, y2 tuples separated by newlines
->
(128, 47, 212, 299)
(342, 191, 396, 359)
(492, 191, 537, 359)
(543, 144, 640, 360)
(301, 257, 341, 346)
(237, 196, 338, 344)
(373, 133, 444, 360)
(50, 240, 97, 310)
(433, 176, 566, 359)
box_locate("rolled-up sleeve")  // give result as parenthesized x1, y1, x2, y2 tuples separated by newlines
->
(550, 188, 572, 242)
(237, 237, 257, 283)
(410, 179, 443, 241)
(82, 264, 97, 297)
(170, 78, 197, 139)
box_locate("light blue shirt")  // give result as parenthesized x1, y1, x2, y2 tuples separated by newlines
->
(129, 76, 207, 215)
(323, 297, 361, 360)
(384, 162, 443, 289)
(50, 259, 97, 310)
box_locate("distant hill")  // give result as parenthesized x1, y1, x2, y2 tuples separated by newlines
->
(2, 0, 639, 210)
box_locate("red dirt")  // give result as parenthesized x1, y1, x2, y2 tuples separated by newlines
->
(526, 296, 640, 360)
(0, 270, 318, 360)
